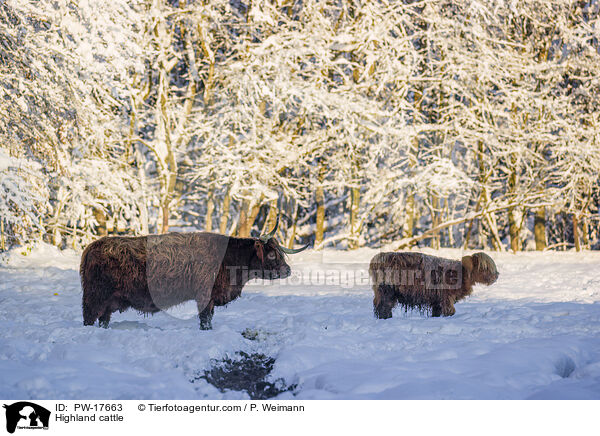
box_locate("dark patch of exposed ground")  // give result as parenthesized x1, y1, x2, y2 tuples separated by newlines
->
(192, 351, 296, 399)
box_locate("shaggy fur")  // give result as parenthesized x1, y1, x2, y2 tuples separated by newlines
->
(369, 252, 498, 318)
(80, 232, 292, 330)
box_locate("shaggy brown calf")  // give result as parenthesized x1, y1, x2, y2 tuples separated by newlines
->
(369, 252, 498, 318)
(80, 220, 307, 329)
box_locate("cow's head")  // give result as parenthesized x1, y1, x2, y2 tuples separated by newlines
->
(252, 215, 309, 280)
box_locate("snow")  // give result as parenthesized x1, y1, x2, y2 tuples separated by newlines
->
(1, 244, 599, 399)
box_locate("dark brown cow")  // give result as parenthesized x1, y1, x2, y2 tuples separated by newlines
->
(80, 218, 307, 329)
(369, 252, 498, 318)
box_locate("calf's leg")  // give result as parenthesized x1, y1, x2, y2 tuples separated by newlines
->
(442, 301, 456, 317)
(198, 300, 214, 330)
(374, 284, 396, 319)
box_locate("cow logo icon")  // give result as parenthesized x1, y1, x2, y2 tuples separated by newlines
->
(3, 402, 50, 433)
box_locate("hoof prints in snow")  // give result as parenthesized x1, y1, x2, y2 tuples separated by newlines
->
(241, 328, 273, 342)
(554, 355, 576, 378)
(193, 352, 296, 399)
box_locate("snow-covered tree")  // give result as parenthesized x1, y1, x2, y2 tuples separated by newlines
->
(1, 0, 599, 251)
(0, 0, 148, 247)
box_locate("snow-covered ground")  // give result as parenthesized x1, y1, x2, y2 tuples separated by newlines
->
(1, 243, 599, 399)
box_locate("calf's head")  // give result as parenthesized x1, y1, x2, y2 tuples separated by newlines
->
(462, 252, 499, 286)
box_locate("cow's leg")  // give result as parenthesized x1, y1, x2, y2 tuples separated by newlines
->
(82, 286, 105, 326)
(82, 277, 114, 327)
(198, 300, 214, 330)
(82, 303, 98, 326)
(98, 309, 112, 328)
(431, 302, 442, 317)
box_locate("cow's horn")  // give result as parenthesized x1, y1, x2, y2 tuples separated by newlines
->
(259, 214, 279, 242)
(279, 243, 310, 254)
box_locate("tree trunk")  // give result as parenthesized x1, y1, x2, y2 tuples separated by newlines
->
(476, 140, 502, 251)
(153, 10, 196, 234)
(315, 164, 326, 248)
(160, 202, 170, 234)
(507, 161, 521, 252)
(247, 203, 262, 236)
(205, 190, 214, 232)
(582, 217, 590, 249)
(561, 212, 567, 251)
(508, 207, 521, 252)
(0, 219, 5, 251)
(445, 204, 455, 247)
(403, 193, 415, 240)
(485, 212, 503, 251)
(404, 85, 420, 242)
(157, 94, 178, 234)
(238, 200, 261, 237)
(287, 202, 299, 249)
(155, 82, 177, 234)
(237, 200, 249, 237)
(155, 42, 174, 234)
(534, 207, 547, 251)
(463, 218, 475, 249)
(348, 186, 360, 250)
(219, 190, 231, 234)
(463, 193, 482, 249)
(262, 200, 278, 235)
(573, 214, 581, 252)
(124, 70, 150, 235)
(315, 185, 325, 248)
(134, 144, 149, 234)
(430, 194, 441, 249)
(198, 22, 215, 107)
(93, 208, 108, 237)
